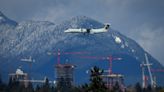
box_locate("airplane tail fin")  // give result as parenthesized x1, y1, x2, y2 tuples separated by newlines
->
(104, 23, 110, 30)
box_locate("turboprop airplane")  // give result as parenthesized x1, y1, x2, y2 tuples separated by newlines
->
(64, 23, 110, 34)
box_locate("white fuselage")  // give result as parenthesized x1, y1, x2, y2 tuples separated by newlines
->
(64, 24, 110, 34)
(65, 28, 107, 34)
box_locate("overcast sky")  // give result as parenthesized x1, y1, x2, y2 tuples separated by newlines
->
(0, 0, 164, 65)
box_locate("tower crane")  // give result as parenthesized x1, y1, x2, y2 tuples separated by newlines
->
(150, 68, 164, 88)
(20, 56, 35, 77)
(80, 55, 122, 75)
(140, 53, 164, 89)
(140, 61, 152, 89)
(47, 49, 89, 64)
(145, 53, 154, 88)
(140, 68, 164, 89)
(19, 76, 56, 84)
(20, 56, 35, 67)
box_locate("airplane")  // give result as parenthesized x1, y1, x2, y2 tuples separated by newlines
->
(64, 23, 110, 34)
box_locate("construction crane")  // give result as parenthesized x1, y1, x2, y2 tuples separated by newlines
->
(47, 49, 89, 64)
(20, 56, 35, 77)
(80, 55, 122, 75)
(141, 53, 159, 88)
(18, 77, 56, 84)
(20, 56, 35, 67)
(140, 53, 164, 89)
(150, 68, 164, 88)
(144, 53, 154, 88)
(82, 55, 124, 91)
(151, 69, 164, 72)
(140, 61, 152, 89)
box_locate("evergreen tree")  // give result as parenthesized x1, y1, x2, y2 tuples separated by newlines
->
(7, 77, 21, 92)
(146, 85, 152, 92)
(39, 78, 51, 92)
(81, 66, 108, 92)
(0, 76, 7, 92)
(24, 82, 34, 92)
(90, 66, 107, 92)
(113, 81, 122, 92)
(56, 77, 64, 92)
(0, 74, 2, 84)
(7, 77, 13, 89)
(81, 83, 90, 92)
(6, 77, 34, 92)
(35, 85, 41, 92)
(50, 86, 55, 92)
(56, 77, 74, 92)
(135, 82, 142, 92)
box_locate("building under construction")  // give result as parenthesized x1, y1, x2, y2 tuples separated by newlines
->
(55, 64, 75, 90)
(9, 67, 29, 87)
(101, 73, 125, 92)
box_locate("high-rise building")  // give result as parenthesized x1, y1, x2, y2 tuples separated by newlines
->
(55, 64, 75, 89)
(101, 73, 125, 92)
(9, 68, 29, 87)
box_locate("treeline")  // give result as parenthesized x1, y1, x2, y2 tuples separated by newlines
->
(0, 76, 56, 92)
(127, 83, 164, 92)
(0, 66, 164, 92)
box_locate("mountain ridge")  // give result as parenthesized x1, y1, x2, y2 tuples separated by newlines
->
(0, 11, 17, 26)
(0, 11, 163, 85)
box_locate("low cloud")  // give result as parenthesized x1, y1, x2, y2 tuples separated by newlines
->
(129, 24, 164, 65)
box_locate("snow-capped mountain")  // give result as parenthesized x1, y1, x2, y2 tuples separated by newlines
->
(0, 11, 17, 26)
(0, 11, 163, 85)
